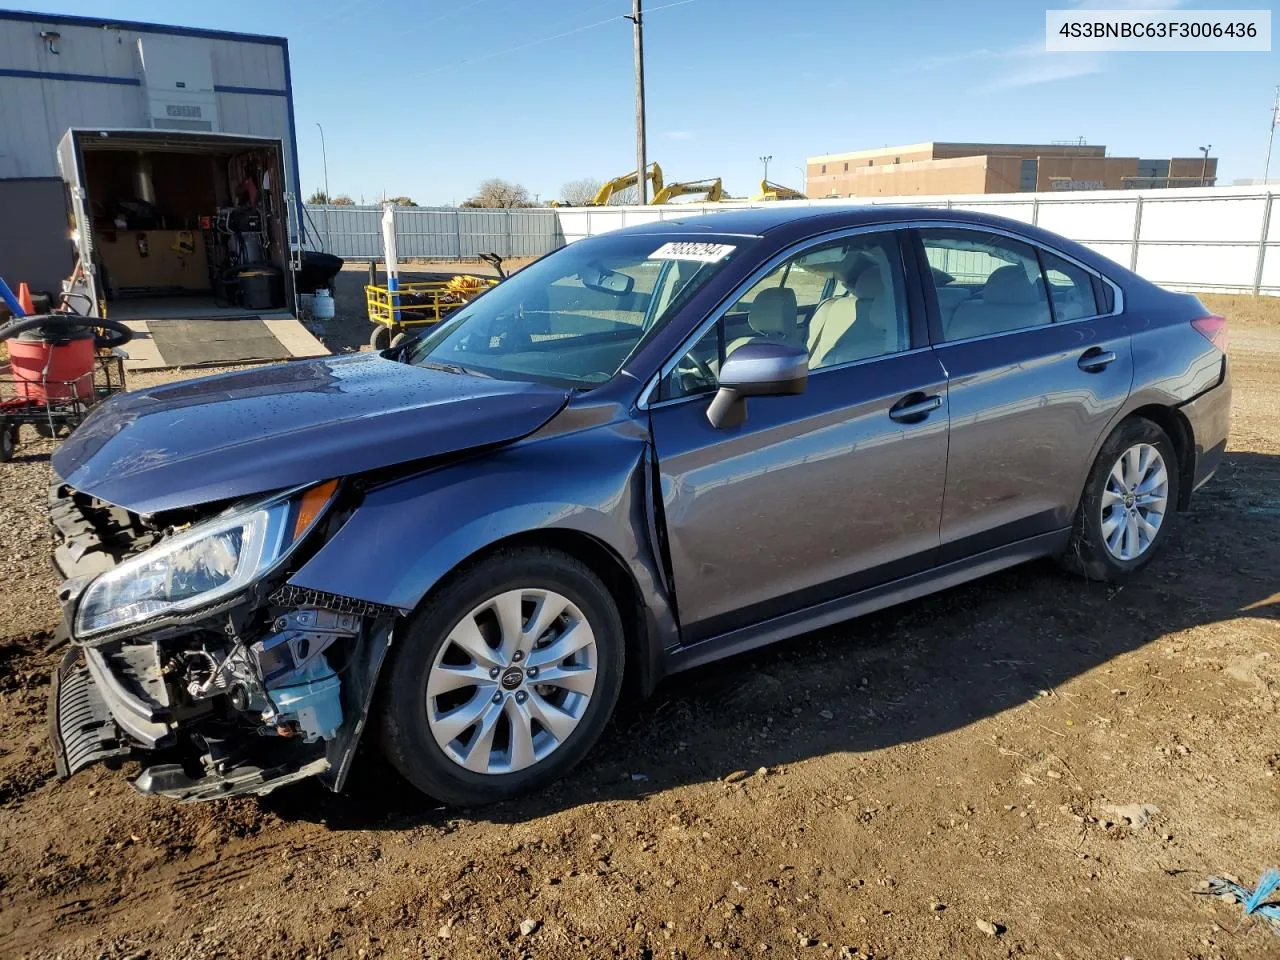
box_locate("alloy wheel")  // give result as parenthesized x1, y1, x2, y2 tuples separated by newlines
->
(1100, 442, 1169, 561)
(425, 588, 598, 775)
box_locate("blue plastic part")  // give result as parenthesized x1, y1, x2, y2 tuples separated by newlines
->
(0, 277, 25, 317)
(267, 657, 343, 741)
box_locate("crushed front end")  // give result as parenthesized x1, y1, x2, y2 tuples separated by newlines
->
(47, 480, 396, 801)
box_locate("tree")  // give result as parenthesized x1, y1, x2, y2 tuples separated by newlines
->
(560, 177, 603, 206)
(331, 194, 355, 206)
(464, 178, 533, 208)
(387, 196, 418, 207)
(306, 189, 330, 204)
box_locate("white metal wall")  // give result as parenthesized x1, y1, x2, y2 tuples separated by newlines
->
(308, 187, 1279, 297)
(0, 14, 298, 214)
(554, 185, 1280, 297)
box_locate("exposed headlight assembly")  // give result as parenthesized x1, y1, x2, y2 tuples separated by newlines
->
(74, 480, 339, 639)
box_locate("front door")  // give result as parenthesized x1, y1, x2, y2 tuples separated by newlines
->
(648, 230, 949, 643)
(56, 130, 100, 315)
(916, 228, 1133, 558)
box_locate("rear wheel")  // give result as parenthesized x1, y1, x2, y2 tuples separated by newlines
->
(369, 325, 391, 351)
(377, 547, 624, 806)
(1063, 416, 1180, 582)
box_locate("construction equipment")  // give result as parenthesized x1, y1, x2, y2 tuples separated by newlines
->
(754, 179, 807, 201)
(574, 163, 664, 206)
(651, 177, 724, 204)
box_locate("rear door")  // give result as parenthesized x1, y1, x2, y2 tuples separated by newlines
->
(647, 229, 949, 643)
(914, 227, 1132, 558)
(56, 130, 100, 315)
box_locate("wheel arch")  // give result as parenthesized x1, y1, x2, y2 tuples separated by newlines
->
(1124, 403, 1196, 510)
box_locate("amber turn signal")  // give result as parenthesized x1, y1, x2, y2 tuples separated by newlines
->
(293, 479, 339, 540)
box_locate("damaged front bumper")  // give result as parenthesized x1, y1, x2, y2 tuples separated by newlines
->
(46, 482, 397, 801)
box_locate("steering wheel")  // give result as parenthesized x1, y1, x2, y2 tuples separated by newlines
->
(674, 352, 717, 392)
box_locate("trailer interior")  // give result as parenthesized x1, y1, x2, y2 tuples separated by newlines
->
(65, 132, 294, 322)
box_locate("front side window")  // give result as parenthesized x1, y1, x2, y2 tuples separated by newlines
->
(921, 230, 1050, 341)
(661, 232, 910, 400)
(408, 235, 746, 387)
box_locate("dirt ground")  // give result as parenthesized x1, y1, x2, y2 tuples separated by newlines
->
(0, 294, 1277, 959)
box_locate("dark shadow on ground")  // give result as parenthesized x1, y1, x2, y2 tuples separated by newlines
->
(260, 449, 1279, 831)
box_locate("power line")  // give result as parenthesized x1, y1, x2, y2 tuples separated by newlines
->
(388, 0, 696, 83)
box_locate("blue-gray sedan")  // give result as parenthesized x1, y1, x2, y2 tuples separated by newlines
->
(47, 206, 1231, 804)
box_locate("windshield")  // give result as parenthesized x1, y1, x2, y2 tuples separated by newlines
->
(406, 234, 748, 387)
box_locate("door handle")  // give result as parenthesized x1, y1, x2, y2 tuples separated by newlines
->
(888, 393, 942, 423)
(1078, 348, 1117, 372)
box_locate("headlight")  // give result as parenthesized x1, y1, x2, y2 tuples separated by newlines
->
(74, 481, 338, 639)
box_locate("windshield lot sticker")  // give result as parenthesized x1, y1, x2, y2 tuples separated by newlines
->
(649, 242, 736, 262)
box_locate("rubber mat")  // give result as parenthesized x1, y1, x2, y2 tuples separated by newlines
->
(146, 318, 290, 366)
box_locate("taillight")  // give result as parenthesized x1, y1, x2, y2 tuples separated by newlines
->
(1191, 314, 1228, 353)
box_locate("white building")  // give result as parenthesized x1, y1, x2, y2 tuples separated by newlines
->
(0, 11, 304, 313)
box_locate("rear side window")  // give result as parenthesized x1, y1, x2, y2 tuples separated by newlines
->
(920, 230, 1050, 341)
(1040, 250, 1099, 321)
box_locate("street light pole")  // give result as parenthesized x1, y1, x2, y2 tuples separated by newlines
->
(759, 154, 772, 184)
(316, 122, 330, 200)
(1265, 86, 1280, 182)
(1199, 144, 1211, 187)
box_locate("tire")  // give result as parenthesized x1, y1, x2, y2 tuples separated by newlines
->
(1062, 416, 1180, 582)
(369, 325, 391, 351)
(0, 423, 14, 462)
(389, 332, 409, 349)
(377, 546, 625, 806)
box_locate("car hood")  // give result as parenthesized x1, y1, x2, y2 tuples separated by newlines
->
(53, 353, 571, 514)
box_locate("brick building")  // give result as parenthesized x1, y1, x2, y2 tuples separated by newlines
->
(805, 142, 1217, 197)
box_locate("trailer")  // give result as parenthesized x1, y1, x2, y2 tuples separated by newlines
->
(58, 128, 299, 321)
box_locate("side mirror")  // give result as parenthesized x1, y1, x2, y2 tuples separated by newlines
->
(706, 341, 808, 429)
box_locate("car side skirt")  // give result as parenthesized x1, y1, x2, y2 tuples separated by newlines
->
(665, 528, 1072, 674)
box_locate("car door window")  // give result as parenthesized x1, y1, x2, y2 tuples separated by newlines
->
(921, 230, 1051, 341)
(661, 232, 910, 400)
(1040, 250, 1099, 322)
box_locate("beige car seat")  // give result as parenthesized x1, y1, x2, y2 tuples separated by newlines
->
(947, 264, 1049, 340)
(726, 286, 799, 358)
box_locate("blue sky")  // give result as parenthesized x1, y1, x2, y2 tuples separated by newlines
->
(13, 0, 1279, 203)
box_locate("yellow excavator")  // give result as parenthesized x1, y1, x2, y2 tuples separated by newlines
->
(573, 163, 664, 206)
(651, 177, 724, 204)
(753, 179, 807, 201)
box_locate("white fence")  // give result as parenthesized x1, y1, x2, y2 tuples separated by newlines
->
(306, 185, 1280, 297)
(304, 204, 564, 260)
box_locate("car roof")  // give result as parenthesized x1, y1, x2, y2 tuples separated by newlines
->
(608, 204, 1047, 239)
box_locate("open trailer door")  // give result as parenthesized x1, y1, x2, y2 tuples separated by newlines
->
(56, 130, 101, 317)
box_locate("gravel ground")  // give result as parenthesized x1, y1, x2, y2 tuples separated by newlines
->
(0, 296, 1277, 959)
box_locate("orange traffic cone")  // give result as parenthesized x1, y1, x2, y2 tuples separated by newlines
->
(16, 282, 34, 316)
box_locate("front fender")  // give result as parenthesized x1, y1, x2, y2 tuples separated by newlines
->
(287, 417, 677, 649)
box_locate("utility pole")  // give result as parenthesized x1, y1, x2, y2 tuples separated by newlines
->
(1266, 86, 1280, 182)
(759, 155, 772, 183)
(626, 0, 647, 204)
(1199, 144, 1212, 187)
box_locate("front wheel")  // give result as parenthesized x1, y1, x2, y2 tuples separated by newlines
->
(1062, 417, 1180, 582)
(376, 546, 625, 806)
